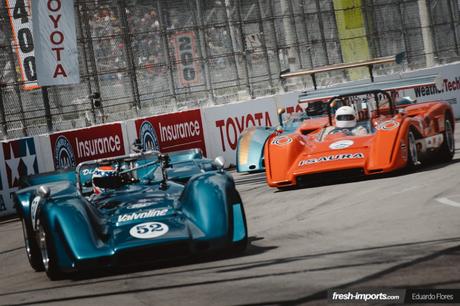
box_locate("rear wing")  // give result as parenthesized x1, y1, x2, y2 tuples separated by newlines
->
(297, 74, 442, 104)
(280, 52, 406, 89)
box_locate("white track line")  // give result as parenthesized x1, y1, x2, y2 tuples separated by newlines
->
(436, 197, 460, 208)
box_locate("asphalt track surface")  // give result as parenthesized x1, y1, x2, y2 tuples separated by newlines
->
(1, 126, 460, 306)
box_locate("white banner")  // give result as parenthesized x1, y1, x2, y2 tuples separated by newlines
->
(5, 0, 39, 90)
(0, 135, 54, 217)
(32, 0, 80, 86)
(201, 96, 278, 166)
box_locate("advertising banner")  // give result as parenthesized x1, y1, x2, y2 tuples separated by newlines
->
(49, 123, 126, 170)
(5, 0, 39, 90)
(403, 63, 460, 118)
(134, 109, 207, 155)
(171, 32, 201, 87)
(32, 0, 80, 86)
(0, 136, 53, 217)
(201, 97, 278, 166)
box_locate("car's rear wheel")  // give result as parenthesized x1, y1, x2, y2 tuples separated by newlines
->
(439, 118, 455, 162)
(406, 130, 419, 170)
(38, 218, 63, 280)
(21, 218, 44, 271)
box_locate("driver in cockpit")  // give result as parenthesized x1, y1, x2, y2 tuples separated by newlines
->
(91, 165, 117, 195)
(322, 106, 368, 137)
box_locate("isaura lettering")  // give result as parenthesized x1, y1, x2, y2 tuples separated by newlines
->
(299, 153, 364, 166)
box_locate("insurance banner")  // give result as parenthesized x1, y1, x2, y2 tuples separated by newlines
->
(5, 0, 39, 90)
(132, 109, 207, 156)
(32, 0, 80, 86)
(49, 123, 126, 170)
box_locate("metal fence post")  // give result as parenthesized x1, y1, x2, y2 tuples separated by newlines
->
(235, 0, 254, 98)
(255, 0, 274, 93)
(80, 0, 104, 122)
(194, 0, 215, 105)
(156, 0, 178, 109)
(41, 87, 53, 132)
(314, 0, 329, 65)
(267, 0, 283, 74)
(224, 0, 242, 88)
(0, 83, 7, 137)
(118, 0, 141, 112)
(75, 3, 96, 124)
(447, 0, 460, 55)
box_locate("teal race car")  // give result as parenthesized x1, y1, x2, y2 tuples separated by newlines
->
(236, 99, 329, 173)
(15, 149, 248, 280)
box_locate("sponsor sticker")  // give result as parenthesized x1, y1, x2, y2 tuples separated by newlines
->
(140, 121, 160, 151)
(271, 136, 292, 146)
(298, 153, 365, 166)
(127, 201, 155, 210)
(329, 140, 354, 150)
(118, 208, 168, 223)
(401, 142, 408, 161)
(129, 222, 169, 239)
(377, 119, 400, 131)
(30, 196, 41, 230)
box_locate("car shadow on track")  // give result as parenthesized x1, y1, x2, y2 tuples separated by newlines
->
(68, 236, 277, 281)
(233, 242, 460, 306)
(6, 237, 460, 306)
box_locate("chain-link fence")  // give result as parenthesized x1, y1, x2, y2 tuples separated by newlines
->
(0, 0, 459, 139)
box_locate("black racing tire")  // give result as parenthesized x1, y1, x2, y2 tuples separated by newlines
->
(20, 218, 44, 272)
(37, 217, 64, 281)
(406, 129, 419, 171)
(439, 118, 455, 162)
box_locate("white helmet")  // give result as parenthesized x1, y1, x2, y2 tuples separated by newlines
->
(335, 106, 357, 129)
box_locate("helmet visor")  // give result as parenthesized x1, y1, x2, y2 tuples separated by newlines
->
(336, 114, 355, 121)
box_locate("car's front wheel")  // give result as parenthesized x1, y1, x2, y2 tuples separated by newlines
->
(21, 218, 44, 271)
(406, 129, 419, 170)
(439, 118, 455, 162)
(37, 218, 63, 280)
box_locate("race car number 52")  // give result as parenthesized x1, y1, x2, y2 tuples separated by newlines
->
(129, 222, 169, 239)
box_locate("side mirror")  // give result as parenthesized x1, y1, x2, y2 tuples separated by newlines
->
(277, 108, 286, 127)
(37, 185, 51, 199)
(214, 156, 225, 171)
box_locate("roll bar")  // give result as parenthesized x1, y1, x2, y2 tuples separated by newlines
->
(75, 150, 160, 192)
(325, 89, 394, 126)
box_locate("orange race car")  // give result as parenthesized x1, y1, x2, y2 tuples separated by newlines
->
(264, 76, 456, 189)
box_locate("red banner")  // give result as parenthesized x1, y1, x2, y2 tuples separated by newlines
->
(135, 109, 206, 156)
(50, 123, 125, 170)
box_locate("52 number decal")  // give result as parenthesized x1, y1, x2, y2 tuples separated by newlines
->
(135, 223, 163, 235)
(129, 222, 169, 239)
